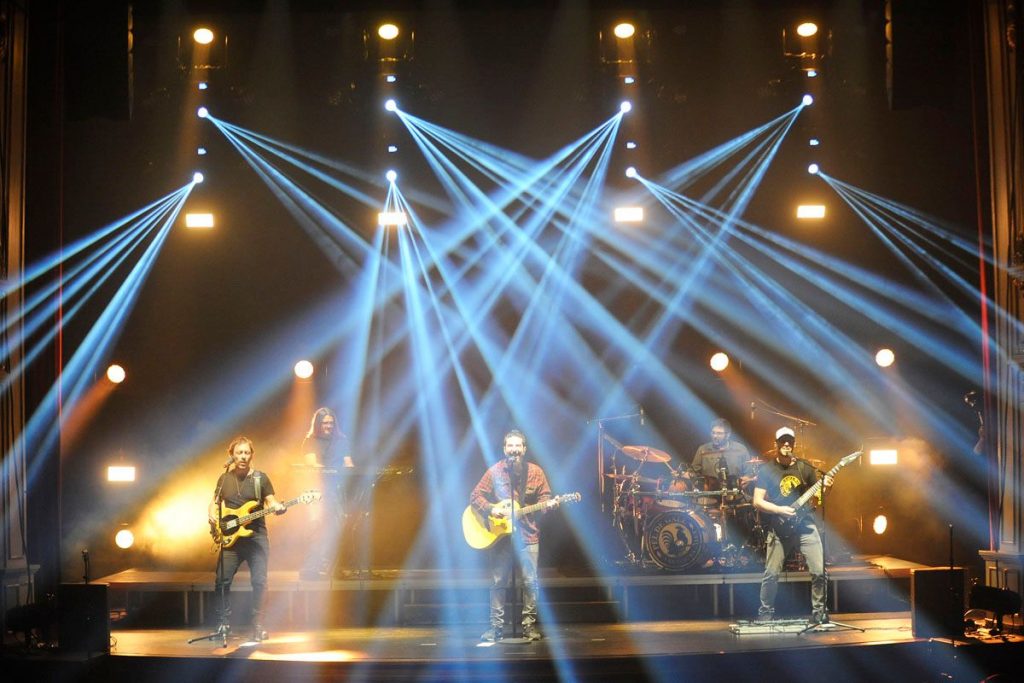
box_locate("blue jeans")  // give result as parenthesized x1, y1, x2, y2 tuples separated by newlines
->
(758, 526, 825, 619)
(489, 540, 539, 629)
(215, 530, 269, 624)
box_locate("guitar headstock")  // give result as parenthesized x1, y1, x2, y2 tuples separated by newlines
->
(840, 451, 864, 467)
(299, 490, 322, 504)
(563, 492, 582, 503)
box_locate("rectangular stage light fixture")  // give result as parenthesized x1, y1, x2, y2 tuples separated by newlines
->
(796, 204, 826, 219)
(869, 449, 898, 465)
(107, 465, 136, 482)
(614, 206, 644, 223)
(378, 211, 408, 227)
(185, 213, 215, 228)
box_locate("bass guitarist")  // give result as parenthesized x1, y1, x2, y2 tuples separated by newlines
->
(752, 427, 832, 625)
(207, 436, 286, 641)
(469, 429, 557, 642)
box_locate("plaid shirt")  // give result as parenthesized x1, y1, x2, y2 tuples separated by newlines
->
(470, 460, 552, 544)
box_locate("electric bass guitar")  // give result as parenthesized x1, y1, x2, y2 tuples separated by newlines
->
(462, 493, 581, 549)
(770, 451, 863, 538)
(211, 490, 321, 549)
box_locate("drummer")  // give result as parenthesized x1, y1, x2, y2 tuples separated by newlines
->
(688, 418, 755, 490)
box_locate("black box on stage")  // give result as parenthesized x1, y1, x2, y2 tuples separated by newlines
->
(59, 583, 110, 653)
(910, 567, 965, 638)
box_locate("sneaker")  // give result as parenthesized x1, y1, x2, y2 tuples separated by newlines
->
(756, 610, 774, 623)
(480, 627, 503, 642)
(252, 624, 268, 641)
(522, 624, 543, 641)
(807, 613, 827, 626)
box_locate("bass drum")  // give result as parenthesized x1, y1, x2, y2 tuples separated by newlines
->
(644, 508, 717, 572)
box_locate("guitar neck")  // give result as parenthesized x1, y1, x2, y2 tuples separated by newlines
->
(792, 453, 860, 510)
(235, 496, 302, 525)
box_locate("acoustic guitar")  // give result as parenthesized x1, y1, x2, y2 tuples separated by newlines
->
(462, 493, 581, 549)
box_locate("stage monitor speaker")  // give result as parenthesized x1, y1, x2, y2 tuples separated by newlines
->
(910, 567, 965, 638)
(59, 583, 110, 653)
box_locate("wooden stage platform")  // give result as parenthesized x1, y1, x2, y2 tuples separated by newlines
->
(95, 554, 929, 627)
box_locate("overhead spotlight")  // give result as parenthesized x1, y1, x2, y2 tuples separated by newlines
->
(384, 98, 398, 112)
(185, 213, 215, 229)
(802, 94, 814, 106)
(197, 147, 207, 156)
(613, 207, 644, 223)
(809, 138, 820, 146)
(193, 28, 215, 45)
(620, 100, 632, 114)
(387, 145, 398, 153)
(623, 76, 636, 85)
(875, 347, 895, 367)
(197, 81, 209, 91)
(378, 211, 408, 227)
(197, 106, 209, 118)
(807, 163, 819, 175)
(115, 528, 135, 550)
(192, 172, 205, 184)
(106, 364, 126, 384)
(614, 23, 636, 39)
(710, 352, 730, 372)
(107, 465, 136, 483)
(806, 69, 818, 78)
(378, 23, 400, 40)
(869, 448, 898, 465)
(872, 512, 888, 535)
(385, 74, 397, 83)
(796, 22, 819, 37)
(625, 166, 638, 178)
(796, 204, 826, 219)
(625, 141, 637, 149)
(385, 169, 398, 183)
(294, 360, 315, 380)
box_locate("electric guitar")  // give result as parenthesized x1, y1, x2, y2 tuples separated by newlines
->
(462, 493, 582, 549)
(211, 490, 321, 549)
(770, 451, 863, 538)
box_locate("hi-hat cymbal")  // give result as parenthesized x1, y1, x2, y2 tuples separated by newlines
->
(604, 473, 662, 486)
(621, 445, 672, 463)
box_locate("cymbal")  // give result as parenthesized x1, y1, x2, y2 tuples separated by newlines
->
(621, 445, 671, 463)
(747, 458, 765, 465)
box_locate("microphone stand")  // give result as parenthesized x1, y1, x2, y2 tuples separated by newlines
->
(800, 463, 862, 635)
(189, 462, 233, 647)
(500, 455, 530, 644)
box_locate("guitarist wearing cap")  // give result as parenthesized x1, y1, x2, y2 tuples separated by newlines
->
(752, 427, 833, 625)
(469, 429, 557, 642)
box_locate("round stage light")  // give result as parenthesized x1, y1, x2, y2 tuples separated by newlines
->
(197, 82, 209, 91)
(809, 138, 820, 146)
(193, 172, 205, 184)
(796, 22, 819, 37)
(193, 28, 215, 45)
(385, 74, 397, 83)
(197, 106, 209, 118)
(625, 166, 637, 178)
(613, 23, 636, 39)
(802, 94, 814, 106)
(625, 141, 637, 149)
(807, 163, 819, 175)
(378, 23, 400, 41)
(384, 98, 398, 112)
(620, 100, 632, 114)
(197, 147, 207, 156)
(872, 514, 888, 535)
(806, 69, 818, 78)
(623, 76, 636, 85)
(106, 364, 126, 384)
(875, 348, 895, 368)
(710, 352, 730, 372)
(294, 360, 314, 380)
(385, 170, 398, 183)
(115, 528, 135, 549)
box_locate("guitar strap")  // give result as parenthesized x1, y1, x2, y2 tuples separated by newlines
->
(254, 470, 262, 502)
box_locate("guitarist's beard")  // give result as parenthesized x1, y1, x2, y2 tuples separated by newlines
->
(505, 456, 525, 481)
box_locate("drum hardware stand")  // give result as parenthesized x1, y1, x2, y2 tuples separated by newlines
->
(799, 464, 862, 635)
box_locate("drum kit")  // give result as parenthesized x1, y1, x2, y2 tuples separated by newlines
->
(609, 445, 767, 572)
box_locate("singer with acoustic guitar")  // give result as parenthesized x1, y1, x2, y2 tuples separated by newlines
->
(469, 429, 559, 643)
(207, 436, 287, 642)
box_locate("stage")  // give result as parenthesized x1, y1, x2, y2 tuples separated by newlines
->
(4, 613, 1022, 682)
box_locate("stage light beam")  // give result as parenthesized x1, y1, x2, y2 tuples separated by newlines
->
(378, 211, 408, 227)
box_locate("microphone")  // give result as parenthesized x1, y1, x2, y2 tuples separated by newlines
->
(639, 406, 645, 426)
(963, 390, 977, 408)
(750, 401, 756, 420)
(225, 456, 235, 467)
